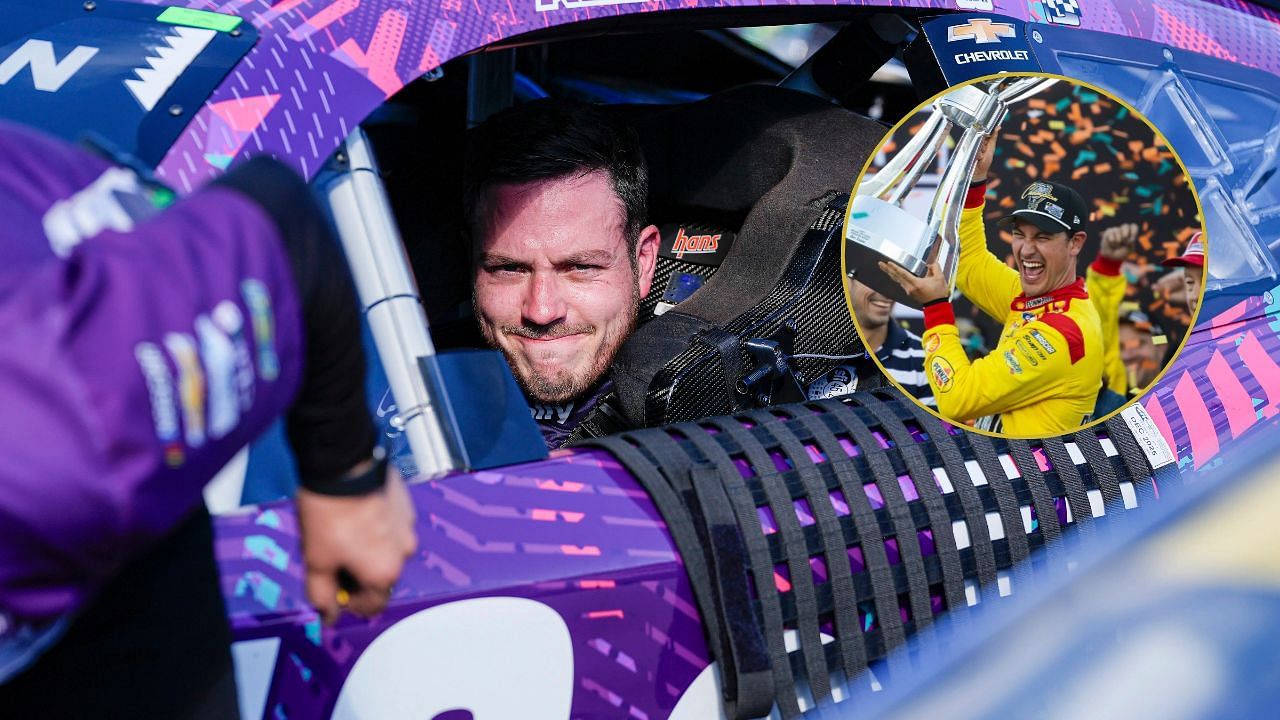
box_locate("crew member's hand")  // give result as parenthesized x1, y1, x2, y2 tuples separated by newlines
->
(880, 260, 951, 306)
(297, 463, 418, 624)
(1099, 222, 1139, 262)
(971, 133, 998, 184)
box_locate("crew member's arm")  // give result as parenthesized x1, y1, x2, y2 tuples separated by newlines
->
(211, 159, 418, 624)
(0, 128, 412, 637)
(954, 134, 1022, 322)
(1086, 223, 1135, 396)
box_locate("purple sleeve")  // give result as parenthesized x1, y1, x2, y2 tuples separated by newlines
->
(0, 128, 304, 629)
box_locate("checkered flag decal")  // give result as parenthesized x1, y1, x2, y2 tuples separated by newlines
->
(1042, 0, 1082, 26)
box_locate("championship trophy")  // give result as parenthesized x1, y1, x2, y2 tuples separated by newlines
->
(845, 77, 1059, 307)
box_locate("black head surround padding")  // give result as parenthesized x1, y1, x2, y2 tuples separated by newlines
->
(610, 85, 888, 427)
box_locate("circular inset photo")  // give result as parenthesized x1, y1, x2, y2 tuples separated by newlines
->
(843, 73, 1205, 438)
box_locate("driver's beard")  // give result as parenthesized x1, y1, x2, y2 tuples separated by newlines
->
(477, 278, 640, 405)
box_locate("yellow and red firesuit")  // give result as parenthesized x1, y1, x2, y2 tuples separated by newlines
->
(921, 184, 1106, 436)
(1086, 255, 1127, 397)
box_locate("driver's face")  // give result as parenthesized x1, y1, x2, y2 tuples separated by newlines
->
(1009, 220, 1084, 298)
(473, 172, 657, 403)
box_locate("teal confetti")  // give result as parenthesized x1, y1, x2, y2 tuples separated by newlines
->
(1056, 97, 1072, 112)
(1076, 90, 1100, 104)
(1074, 150, 1097, 168)
(1116, 107, 1130, 120)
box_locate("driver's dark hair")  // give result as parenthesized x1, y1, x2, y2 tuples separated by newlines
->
(463, 98, 649, 257)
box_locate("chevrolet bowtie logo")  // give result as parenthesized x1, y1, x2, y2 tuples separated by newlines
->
(947, 18, 1017, 44)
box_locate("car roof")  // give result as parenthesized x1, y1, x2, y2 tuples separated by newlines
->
(3, 1, 1271, 189)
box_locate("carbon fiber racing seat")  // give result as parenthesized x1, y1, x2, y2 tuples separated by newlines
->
(597, 85, 889, 430)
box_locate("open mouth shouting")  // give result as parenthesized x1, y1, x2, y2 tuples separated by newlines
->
(1019, 257, 1046, 287)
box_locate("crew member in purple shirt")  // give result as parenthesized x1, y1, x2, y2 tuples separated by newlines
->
(0, 121, 416, 717)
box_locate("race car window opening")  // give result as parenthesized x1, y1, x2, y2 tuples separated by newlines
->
(362, 22, 922, 349)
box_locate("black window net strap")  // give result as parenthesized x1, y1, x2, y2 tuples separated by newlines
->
(827, 400, 936, 658)
(848, 394, 968, 627)
(1071, 428, 1124, 508)
(782, 411, 869, 689)
(961, 429, 1034, 600)
(689, 460, 777, 718)
(1004, 438, 1063, 548)
(801, 408, 912, 684)
(818, 403, 912, 657)
(746, 409, 861, 706)
(734, 413, 833, 709)
(675, 422, 799, 719)
(896, 395, 1002, 596)
(707, 416, 813, 718)
(1041, 436, 1097, 538)
(573, 395, 1181, 719)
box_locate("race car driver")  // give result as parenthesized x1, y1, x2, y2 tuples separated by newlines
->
(0, 122, 416, 717)
(464, 100, 660, 448)
(881, 134, 1104, 435)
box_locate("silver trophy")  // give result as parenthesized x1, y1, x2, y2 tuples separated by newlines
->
(846, 77, 1059, 307)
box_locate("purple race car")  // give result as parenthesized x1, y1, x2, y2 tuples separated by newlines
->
(3, 0, 1280, 718)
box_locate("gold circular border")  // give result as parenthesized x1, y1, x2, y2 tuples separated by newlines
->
(840, 70, 1209, 440)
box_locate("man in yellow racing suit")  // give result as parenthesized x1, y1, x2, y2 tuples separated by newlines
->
(1087, 223, 1136, 408)
(881, 137, 1105, 436)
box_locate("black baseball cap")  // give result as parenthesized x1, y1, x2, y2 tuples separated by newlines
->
(999, 180, 1088, 235)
